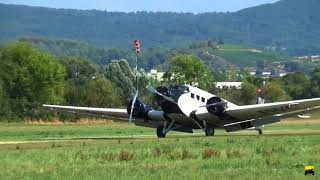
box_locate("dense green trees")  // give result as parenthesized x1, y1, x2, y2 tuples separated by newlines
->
(0, 42, 126, 121)
(106, 60, 135, 103)
(84, 76, 121, 107)
(59, 57, 97, 80)
(0, 42, 65, 119)
(281, 73, 309, 99)
(263, 82, 290, 103)
(2, 41, 320, 121)
(60, 57, 97, 106)
(239, 82, 257, 105)
(59, 57, 122, 108)
(164, 55, 214, 90)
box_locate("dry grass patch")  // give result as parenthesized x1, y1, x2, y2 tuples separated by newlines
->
(25, 118, 114, 125)
(181, 148, 192, 160)
(226, 149, 242, 158)
(118, 150, 136, 161)
(202, 148, 220, 159)
(100, 152, 118, 162)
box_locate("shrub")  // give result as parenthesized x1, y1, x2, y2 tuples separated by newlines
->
(79, 150, 85, 161)
(181, 149, 191, 160)
(262, 149, 273, 157)
(118, 150, 136, 161)
(100, 152, 118, 162)
(226, 149, 242, 158)
(202, 148, 220, 159)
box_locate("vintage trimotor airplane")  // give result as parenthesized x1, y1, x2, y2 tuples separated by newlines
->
(43, 84, 320, 138)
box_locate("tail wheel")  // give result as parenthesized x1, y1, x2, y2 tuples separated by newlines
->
(156, 125, 166, 138)
(205, 127, 214, 136)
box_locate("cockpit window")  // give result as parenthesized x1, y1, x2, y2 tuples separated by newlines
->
(169, 85, 190, 101)
(196, 95, 200, 100)
(191, 93, 195, 98)
(202, 97, 206, 102)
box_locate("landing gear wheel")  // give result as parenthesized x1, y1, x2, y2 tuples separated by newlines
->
(258, 129, 263, 135)
(157, 125, 166, 138)
(205, 127, 215, 136)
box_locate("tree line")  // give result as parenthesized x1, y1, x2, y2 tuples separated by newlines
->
(0, 42, 138, 121)
(1, 42, 320, 121)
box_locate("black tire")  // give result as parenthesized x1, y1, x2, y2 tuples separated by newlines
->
(157, 125, 166, 138)
(258, 129, 263, 135)
(205, 127, 214, 136)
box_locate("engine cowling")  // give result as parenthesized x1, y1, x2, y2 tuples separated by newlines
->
(206, 97, 227, 116)
(154, 86, 171, 106)
(127, 99, 153, 120)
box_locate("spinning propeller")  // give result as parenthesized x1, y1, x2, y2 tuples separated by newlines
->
(128, 90, 139, 123)
(128, 40, 141, 123)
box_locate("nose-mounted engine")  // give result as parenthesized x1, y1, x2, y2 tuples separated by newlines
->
(154, 86, 171, 106)
(127, 99, 153, 120)
(153, 86, 183, 114)
(206, 97, 227, 116)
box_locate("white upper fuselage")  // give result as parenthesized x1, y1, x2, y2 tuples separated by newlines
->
(177, 85, 238, 117)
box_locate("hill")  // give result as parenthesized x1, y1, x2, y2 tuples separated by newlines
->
(18, 37, 284, 70)
(1, 0, 320, 55)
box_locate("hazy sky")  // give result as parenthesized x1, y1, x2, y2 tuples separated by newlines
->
(0, 0, 280, 13)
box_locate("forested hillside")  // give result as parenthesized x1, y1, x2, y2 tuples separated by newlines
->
(0, 0, 320, 55)
(19, 37, 286, 70)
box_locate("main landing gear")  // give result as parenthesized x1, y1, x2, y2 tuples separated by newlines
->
(255, 126, 263, 135)
(156, 125, 166, 138)
(205, 127, 215, 136)
(156, 119, 215, 138)
(156, 120, 175, 138)
(190, 117, 215, 137)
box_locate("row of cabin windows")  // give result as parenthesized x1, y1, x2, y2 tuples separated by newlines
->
(191, 93, 206, 102)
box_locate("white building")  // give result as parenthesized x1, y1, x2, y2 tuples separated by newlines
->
(147, 69, 165, 81)
(279, 73, 287, 77)
(215, 82, 243, 90)
(262, 72, 271, 77)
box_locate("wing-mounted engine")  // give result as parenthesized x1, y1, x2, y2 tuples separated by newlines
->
(206, 97, 228, 116)
(127, 99, 153, 120)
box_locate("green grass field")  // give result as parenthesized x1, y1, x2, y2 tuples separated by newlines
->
(209, 44, 287, 67)
(0, 120, 319, 180)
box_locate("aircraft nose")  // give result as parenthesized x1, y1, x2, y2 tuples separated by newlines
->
(154, 86, 171, 105)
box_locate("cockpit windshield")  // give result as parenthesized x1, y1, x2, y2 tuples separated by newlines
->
(169, 85, 189, 101)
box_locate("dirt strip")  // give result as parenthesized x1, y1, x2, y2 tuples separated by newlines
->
(1, 130, 320, 145)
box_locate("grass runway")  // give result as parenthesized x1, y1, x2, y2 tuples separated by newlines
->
(0, 119, 319, 179)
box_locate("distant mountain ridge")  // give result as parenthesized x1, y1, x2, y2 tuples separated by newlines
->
(0, 0, 319, 55)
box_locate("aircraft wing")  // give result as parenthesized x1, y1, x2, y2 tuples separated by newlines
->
(224, 105, 320, 132)
(43, 104, 129, 121)
(194, 98, 320, 132)
(221, 98, 320, 132)
(226, 98, 320, 121)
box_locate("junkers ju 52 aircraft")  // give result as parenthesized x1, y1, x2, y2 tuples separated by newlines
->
(44, 84, 320, 138)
